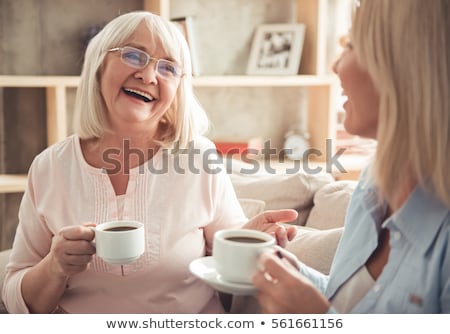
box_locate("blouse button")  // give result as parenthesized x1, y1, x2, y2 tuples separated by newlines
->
(393, 231, 401, 241)
(373, 284, 381, 293)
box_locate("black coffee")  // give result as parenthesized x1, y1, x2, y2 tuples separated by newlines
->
(225, 236, 266, 243)
(104, 226, 137, 232)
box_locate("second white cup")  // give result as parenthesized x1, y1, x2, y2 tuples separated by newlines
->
(213, 229, 275, 284)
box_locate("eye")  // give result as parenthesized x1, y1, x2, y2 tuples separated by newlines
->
(122, 49, 146, 66)
(158, 60, 180, 76)
(339, 36, 353, 50)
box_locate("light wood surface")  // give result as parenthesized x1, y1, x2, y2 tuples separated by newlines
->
(0, 174, 27, 193)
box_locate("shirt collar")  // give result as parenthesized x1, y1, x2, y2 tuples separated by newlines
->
(382, 185, 449, 255)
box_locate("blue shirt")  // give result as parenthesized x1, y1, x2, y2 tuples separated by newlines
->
(300, 171, 450, 313)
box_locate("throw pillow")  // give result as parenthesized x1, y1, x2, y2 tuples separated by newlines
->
(238, 198, 266, 218)
(305, 180, 356, 230)
(229, 158, 334, 217)
(286, 226, 343, 275)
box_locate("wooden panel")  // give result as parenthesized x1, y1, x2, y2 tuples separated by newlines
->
(143, 0, 170, 19)
(193, 75, 334, 87)
(307, 84, 337, 161)
(296, 0, 327, 75)
(46, 86, 67, 146)
(0, 174, 27, 193)
(0, 75, 79, 87)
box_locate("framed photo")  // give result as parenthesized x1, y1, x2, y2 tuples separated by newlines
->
(171, 16, 200, 76)
(246, 24, 306, 75)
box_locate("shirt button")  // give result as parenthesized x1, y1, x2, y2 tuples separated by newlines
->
(373, 284, 381, 293)
(393, 231, 401, 240)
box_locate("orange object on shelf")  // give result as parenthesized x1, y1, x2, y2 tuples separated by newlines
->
(214, 142, 250, 155)
(214, 137, 263, 156)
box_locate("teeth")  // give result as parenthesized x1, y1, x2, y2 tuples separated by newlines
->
(123, 88, 154, 101)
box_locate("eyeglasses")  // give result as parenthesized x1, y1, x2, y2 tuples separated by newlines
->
(108, 46, 184, 80)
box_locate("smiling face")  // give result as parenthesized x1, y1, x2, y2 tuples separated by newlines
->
(100, 21, 181, 136)
(332, 41, 380, 140)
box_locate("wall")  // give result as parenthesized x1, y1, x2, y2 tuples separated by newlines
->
(0, 0, 142, 251)
(169, 0, 351, 146)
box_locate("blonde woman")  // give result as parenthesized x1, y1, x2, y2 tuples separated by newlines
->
(2, 11, 296, 314)
(254, 0, 450, 313)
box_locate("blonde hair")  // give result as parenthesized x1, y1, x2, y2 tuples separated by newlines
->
(73, 11, 209, 148)
(352, 0, 450, 206)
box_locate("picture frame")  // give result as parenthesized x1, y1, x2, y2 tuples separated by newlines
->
(171, 16, 200, 76)
(246, 23, 306, 75)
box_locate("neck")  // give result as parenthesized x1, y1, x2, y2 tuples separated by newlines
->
(389, 177, 417, 212)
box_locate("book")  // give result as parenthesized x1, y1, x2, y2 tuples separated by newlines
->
(171, 16, 200, 76)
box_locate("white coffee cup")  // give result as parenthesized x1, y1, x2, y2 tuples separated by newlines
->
(94, 220, 145, 265)
(213, 229, 275, 284)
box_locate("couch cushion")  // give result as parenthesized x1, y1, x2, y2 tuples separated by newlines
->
(238, 198, 266, 218)
(229, 159, 334, 225)
(286, 226, 343, 275)
(305, 180, 356, 230)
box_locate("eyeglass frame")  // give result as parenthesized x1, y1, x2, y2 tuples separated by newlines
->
(108, 46, 185, 80)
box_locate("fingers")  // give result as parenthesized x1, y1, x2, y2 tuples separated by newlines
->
(61, 225, 95, 242)
(286, 225, 297, 241)
(261, 209, 298, 224)
(50, 225, 97, 277)
(254, 251, 331, 313)
(253, 252, 290, 288)
(272, 246, 300, 270)
(274, 224, 297, 247)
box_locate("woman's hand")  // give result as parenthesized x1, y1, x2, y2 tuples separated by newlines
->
(242, 209, 298, 248)
(21, 223, 97, 313)
(253, 251, 330, 314)
(47, 223, 96, 279)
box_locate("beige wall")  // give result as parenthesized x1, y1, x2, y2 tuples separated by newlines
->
(0, 0, 142, 250)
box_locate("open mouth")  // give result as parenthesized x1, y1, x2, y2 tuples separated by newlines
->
(122, 88, 154, 103)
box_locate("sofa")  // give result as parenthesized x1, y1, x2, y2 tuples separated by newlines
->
(0, 160, 357, 313)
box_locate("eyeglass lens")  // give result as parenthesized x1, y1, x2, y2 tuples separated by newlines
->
(120, 47, 182, 79)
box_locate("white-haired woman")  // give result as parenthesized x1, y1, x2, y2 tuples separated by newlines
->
(2, 11, 296, 314)
(254, 0, 450, 313)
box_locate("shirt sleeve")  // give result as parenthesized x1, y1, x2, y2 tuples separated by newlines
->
(298, 259, 330, 294)
(202, 158, 247, 256)
(441, 227, 450, 313)
(1, 157, 53, 313)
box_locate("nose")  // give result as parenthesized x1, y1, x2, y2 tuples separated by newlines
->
(332, 35, 348, 74)
(134, 60, 158, 84)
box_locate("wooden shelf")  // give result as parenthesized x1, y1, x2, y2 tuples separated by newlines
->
(0, 75, 79, 88)
(0, 75, 79, 147)
(0, 174, 27, 193)
(0, 75, 335, 88)
(0, 76, 79, 194)
(192, 75, 336, 87)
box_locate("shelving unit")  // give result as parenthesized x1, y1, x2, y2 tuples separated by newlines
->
(0, 75, 79, 193)
(0, 0, 339, 193)
(143, 0, 337, 159)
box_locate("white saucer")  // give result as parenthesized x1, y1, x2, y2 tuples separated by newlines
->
(189, 257, 257, 296)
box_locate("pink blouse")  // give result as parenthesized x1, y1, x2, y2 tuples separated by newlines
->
(2, 135, 246, 313)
